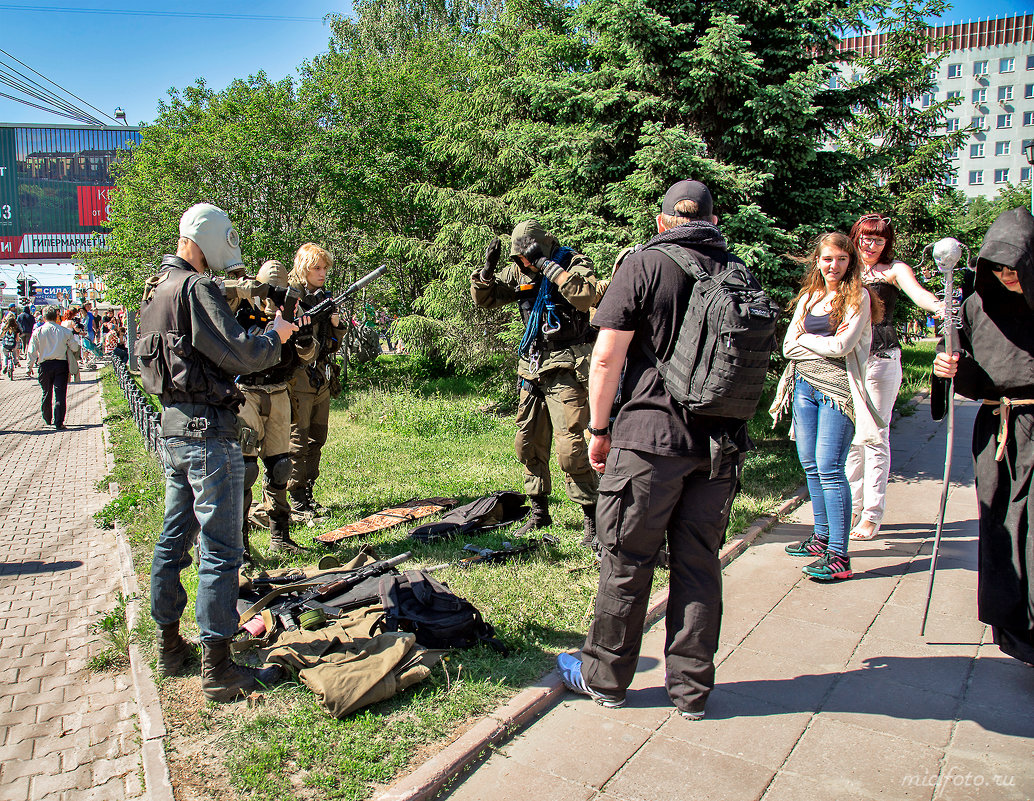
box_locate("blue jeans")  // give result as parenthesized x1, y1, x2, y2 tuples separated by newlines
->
(150, 435, 245, 642)
(793, 378, 854, 557)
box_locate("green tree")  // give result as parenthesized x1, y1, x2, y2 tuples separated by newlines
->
(84, 75, 330, 309)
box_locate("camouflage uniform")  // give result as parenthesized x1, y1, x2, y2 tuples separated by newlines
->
(287, 285, 346, 514)
(471, 220, 600, 536)
(236, 261, 315, 556)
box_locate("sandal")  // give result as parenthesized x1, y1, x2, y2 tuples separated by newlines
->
(850, 522, 881, 541)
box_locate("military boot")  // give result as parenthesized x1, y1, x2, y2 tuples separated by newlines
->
(201, 639, 283, 703)
(580, 504, 599, 549)
(157, 622, 199, 678)
(305, 483, 330, 517)
(241, 523, 254, 566)
(515, 495, 552, 537)
(269, 518, 306, 556)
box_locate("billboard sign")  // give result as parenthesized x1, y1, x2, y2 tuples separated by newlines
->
(0, 124, 140, 261)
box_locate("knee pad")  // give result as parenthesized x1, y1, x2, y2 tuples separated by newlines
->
(243, 456, 260, 489)
(263, 453, 293, 490)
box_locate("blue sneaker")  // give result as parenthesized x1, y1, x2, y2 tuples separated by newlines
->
(556, 653, 625, 708)
(802, 551, 853, 581)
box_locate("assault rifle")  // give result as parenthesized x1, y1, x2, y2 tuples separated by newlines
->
(295, 264, 389, 332)
(267, 551, 410, 631)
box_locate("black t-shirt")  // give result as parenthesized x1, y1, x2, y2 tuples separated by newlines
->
(593, 242, 744, 457)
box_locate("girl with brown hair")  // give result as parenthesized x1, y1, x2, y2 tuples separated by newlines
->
(771, 232, 885, 581)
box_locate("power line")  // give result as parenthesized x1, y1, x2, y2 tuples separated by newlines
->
(0, 4, 325, 22)
(0, 46, 117, 124)
(0, 57, 104, 123)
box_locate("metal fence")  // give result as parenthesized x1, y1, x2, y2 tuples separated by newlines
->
(112, 357, 162, 452)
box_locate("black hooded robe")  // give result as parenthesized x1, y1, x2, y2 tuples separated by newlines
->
(933, 207, 1034, 666)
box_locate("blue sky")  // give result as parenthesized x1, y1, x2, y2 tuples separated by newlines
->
(0, 0, 1030, 128)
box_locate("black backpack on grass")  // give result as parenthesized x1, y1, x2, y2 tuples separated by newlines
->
(376, 570, 508, 654)
(641, 243, 779, 421)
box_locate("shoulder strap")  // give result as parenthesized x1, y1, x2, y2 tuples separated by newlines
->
(645, 242, 714, 283)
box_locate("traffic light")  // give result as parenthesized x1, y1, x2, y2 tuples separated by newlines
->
(17, 277, 27, 297)
(27, 278, 37, 298)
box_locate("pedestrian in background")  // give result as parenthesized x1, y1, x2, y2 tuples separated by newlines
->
(2, 313, 19, 379)
(846, 214, 943, 540)
(772, 233, 884, 581)
(25, 305, 79, 429)
(932, 207, 1034, 667)
(17, 304, 34, 376)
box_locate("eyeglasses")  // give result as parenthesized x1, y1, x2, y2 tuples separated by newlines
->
(859, 236, 887, 247)
(989, 263, 1011, 273)
(858, 214, 892, 225)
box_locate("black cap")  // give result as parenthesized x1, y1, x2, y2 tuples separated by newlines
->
(662, 180, 713, 219)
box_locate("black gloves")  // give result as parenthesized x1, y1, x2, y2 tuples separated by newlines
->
(481, 238, 502, 282)
(514, 236, 564, 283)
(537, 258, 564, 283)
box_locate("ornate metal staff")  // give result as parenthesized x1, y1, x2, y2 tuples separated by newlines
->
(920, 237, 964, 637)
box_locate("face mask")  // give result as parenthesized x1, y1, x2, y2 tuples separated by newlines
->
(179, 203, 244, 273)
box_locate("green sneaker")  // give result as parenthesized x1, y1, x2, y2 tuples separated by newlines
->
(802, 551, 853, 581)
(785, 535, 828, 558)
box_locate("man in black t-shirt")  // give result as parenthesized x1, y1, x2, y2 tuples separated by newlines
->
(556, 180, 748, 720)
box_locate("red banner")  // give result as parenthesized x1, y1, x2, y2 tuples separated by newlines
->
(77, 186, 112, 226)
(0, 236, 18, 256)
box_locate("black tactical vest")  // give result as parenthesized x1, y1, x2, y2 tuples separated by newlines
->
(135, 260, 244, 410)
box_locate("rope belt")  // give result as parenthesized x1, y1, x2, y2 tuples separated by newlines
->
(982, 397, 1034, 461)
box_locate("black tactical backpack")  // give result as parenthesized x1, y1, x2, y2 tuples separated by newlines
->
(376, 571, 507, 654)
(641, 243, 779, 421)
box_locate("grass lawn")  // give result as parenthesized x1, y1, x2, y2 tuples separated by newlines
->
(896, 338, 937, 416)
(98, 356, 803, 801)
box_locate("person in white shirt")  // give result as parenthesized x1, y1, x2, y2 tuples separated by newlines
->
(25, 305, 80, 429)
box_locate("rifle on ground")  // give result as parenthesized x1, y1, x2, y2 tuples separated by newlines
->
(425, 537, 554, 573)
(263, 551, 410, 631)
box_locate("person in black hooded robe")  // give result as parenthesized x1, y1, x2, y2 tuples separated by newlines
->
(933, 206, 1034, 666)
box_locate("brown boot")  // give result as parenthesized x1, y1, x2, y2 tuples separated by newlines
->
(157, 622, 199, 678)
(268, 518, 306, 556)
(201, 639, 282, 703)
(515, 495, 552, 537)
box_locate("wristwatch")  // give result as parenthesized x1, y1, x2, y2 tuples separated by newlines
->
(587, 424, 610, 437)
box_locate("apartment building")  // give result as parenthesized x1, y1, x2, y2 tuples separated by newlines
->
(838, 13, 1034, 199)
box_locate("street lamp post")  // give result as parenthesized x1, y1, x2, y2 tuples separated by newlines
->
(1025, 140, 1034, 216)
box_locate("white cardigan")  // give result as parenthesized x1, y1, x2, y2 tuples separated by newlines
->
(769, 291, 886, 447)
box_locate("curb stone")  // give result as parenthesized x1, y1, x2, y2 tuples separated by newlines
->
(372, 487, 809, 801)
(99, 376, 175, 801)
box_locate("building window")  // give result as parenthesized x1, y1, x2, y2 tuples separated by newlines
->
(969, 170, 983, 185)
(947, 89, 961, 101)
(948, 63, 962, 78)
(921, 92, 934, 107)
(945, 118, 959, 132)
(974, 60, 988, 76)
(994, 168, 1010, 184)
(1023, 111, 1034, 126)
(1022, 167, 1032, 183)
(1000, 57, 1015, 73)
(998, 85, 1013, 102)
(971, 143, 985, 158)
(997, 114, 1012, 128)
(972, 88, 987, 104)
(947, 171, 958, 186)
(828, 73, 840, 89)
(972, 116, 986, 130)
(995, 141, 1011, 156)
(1027, 55, 1034, 70)
(1025, 84, 1034, 99)
(1024, 139, 1033, 154)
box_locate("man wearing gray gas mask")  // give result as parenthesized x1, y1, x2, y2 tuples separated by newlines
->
(136, 203, 298, 702)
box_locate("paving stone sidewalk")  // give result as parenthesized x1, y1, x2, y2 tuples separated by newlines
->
(0, 368, 145, 801)
(442, 398, 1034, 801)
